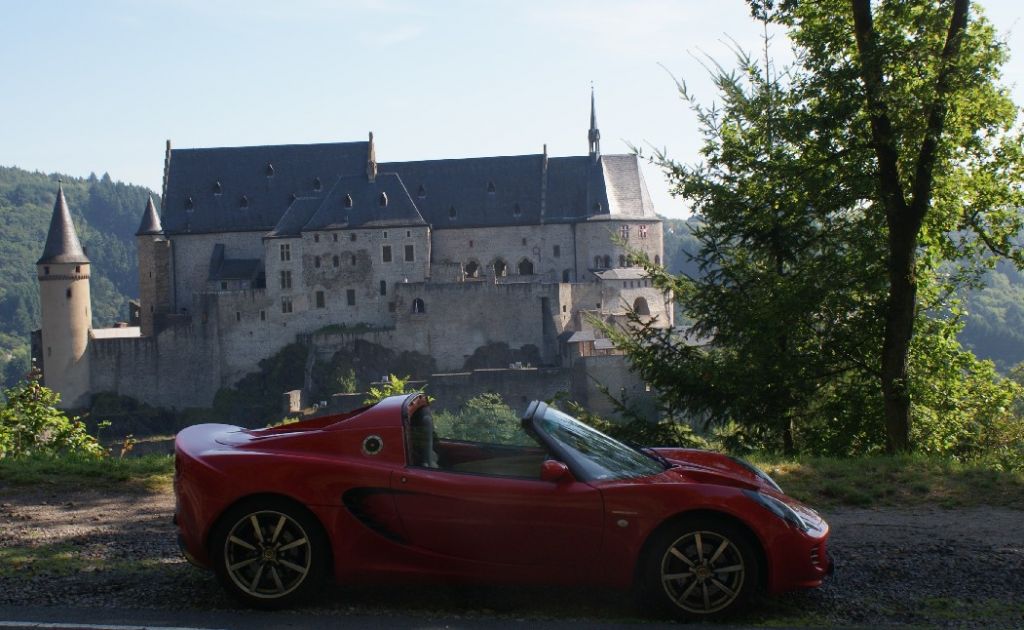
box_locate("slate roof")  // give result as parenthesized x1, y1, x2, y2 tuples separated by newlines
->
(207, 243, 262, 282)
(38, 184, 89, 265)
(299, 173, 426, 232)
(136, 196, 163, 235)
(595, 268, 650, 281)
(162, 142, 368, 234)
(601, 154, 656, 218)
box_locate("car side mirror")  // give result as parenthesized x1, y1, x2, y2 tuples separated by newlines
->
(540, 460, 572, 483)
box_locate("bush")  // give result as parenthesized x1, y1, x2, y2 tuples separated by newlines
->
(0, 369, 104, 459)
(433, 394, 533, 445)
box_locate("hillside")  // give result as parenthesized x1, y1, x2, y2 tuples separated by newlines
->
(0, 166, 156, 387)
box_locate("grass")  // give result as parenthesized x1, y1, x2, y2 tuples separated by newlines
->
(748, 453, 1024, 508)
(0, 453, 174, 491)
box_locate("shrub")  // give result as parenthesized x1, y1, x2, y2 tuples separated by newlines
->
(0, 369, 104, 459)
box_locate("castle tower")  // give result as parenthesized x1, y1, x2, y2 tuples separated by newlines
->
(588, 87, 601, 162)
(136, 195, 172, 337)
(37, 183, 92, 408)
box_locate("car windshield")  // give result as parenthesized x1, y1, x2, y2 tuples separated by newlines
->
(534, 406, 666, 480)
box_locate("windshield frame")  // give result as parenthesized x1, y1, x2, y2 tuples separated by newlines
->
(522, 401, 667, 482)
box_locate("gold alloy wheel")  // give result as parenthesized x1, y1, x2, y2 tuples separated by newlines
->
(660, 530, 746, 614)
(223, 510, 312, 599)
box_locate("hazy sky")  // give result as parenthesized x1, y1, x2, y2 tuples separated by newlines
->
(2, 0, 1022, 219)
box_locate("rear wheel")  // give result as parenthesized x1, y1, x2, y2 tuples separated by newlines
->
(211, 498, 328, 609)
(641, 516, 760, 620)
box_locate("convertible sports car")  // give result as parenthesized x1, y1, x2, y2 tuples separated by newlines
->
(174, 394, 831, 619)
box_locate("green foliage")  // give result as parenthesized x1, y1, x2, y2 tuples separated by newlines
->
(617, 1, 1024, 456)
(0, 167, 157, 389)
(432, 393, 532, 445)
(0, 369, 104, 458)
(554, 395, 708, 450)
(334, 368, 358, 395)
(362, 374, 427, 406)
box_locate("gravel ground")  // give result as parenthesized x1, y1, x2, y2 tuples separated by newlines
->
(0, 486, 1021, 628)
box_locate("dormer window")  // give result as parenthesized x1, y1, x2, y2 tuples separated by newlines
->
(513, 203, 521, 217)
(265, 162, 275, 177)
(379, 192, 388, 207)
(313, 177, 322, 192)
(288, 193, 297, 204)
(417, 184, 426, 198)
(239, 195, 249, 209)
(487, 180, 496, 194)
(344, 194, 353, 208)
(449, 205, 457, 220)
(213, 181, 222, 195)
(185, 196, 194, 211)
(594, 201, 602, 211)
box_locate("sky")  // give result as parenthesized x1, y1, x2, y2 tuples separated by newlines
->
(2, 0, 1023, 219)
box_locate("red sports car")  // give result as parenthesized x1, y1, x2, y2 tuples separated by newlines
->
(173, 394, 832, 619)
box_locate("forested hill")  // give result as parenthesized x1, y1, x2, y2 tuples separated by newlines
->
(0, 166, 156, 386)
(662, 218, 1024, 373)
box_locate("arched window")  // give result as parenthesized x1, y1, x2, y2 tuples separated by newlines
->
(412, 298, 425, 314)
(603, 255, 611, 268)
(633, 297, 651, 316)
(493, 259, 507, 277)
(562, 269, 572, 283)
(518, 258, 534, 275)
(344, 194, 353, 208)
(332, 255, 340, 267)
(465, 260, 480, 278)
(594, 256, 602, 268)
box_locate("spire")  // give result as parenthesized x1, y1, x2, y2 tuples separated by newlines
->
(366, 131, 377, 182)
(588, 84, 601, 162)
(136, 195, 163, 236)
(37, 182, 89, 265)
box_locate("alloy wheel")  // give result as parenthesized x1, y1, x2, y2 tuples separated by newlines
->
(223, 510, 312, 599)
(659, 529, 746, 614)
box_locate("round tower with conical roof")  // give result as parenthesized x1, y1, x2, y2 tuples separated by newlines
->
(136, 195, 172, 337)
(36, 183, 92, 408)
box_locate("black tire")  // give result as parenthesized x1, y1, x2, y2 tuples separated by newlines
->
(640, 515, 761, 620)
(209, 497, 329, 609)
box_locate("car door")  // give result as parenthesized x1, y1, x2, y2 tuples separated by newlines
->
(389, 466, 604, 569)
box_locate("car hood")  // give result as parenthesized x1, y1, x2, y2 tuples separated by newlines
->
(651, 448, 780, 493)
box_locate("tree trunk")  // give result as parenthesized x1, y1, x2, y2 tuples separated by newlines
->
(880, 224, 916, 452)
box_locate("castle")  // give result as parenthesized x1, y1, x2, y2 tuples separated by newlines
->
(33, 95, 672, 414)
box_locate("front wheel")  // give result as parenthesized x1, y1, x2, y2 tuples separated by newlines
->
(210, 498, 328, 609)
(641, 516, 760, 620)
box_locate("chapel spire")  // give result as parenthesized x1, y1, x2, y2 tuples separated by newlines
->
(588, 85, 601, 162)
(38, 182, 89, 265)
(366, 131, 377, 182)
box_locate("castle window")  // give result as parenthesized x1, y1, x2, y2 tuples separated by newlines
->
(404, 244, 414, 262)
(280, 244, 291, 261)
(380, 280, 387, 295)
(350, 233, 356, 242)
(344, 194, 354, 208)
(346, 289, 356, 306)
(517, 258, 534, 275)
(333, 255, 339, 267)
(75, 265, 81, 273)
(239, 195, 249, 209)
(221, 281, 228, 290)
(469, 240, 473, 248)
(619, 255, 626, 268)
(383, 231, 388, 239)
(66, 288, 72, 299)
(619, 225, 630, 240)
(281, 298, 292, 314)
(43, 266, 50, 275)
(266, 162, 275, 177)
(562, 269, 571, 282)
(280, 270, 292, 289)
(185, 196, 194, 211)
(553, 245, 560, 258)
(417, 184, 426, 198)
(465, 260, 480, 278)
(594, 201, 602, 211)
(47, 346, 52, 357)
(449, 206, 457, 220)
(633, 297, 651, 316)
(315, 291, 325, 308)
(260, 310, 266, 321)
(379, 192, 388, 207)
(235, 311, 241, 322)
(603, 255, 611, 268)
(406, 230, 411, 238)
(493, 259, 507, 277)
(487, 180, 496, 194)
(382, 245, 392, 263)
(594, 256, 602, 268)
(563, 305, 567, 313)
(639, 224, 648, 239)
(513, 203, 521, 217)
(213, 181, 222, 195)
(314, 256, 321, 268)
(521, 237, 527, 246)
(333, 233, 338, 242)
(313, 177, 322, 192)
(351, 254, 357, 266)
(412, 298, 425, 314)
(314, 234, 320, 243)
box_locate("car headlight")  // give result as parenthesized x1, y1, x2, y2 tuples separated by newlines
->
(742, 489, 810, 532)
(730, 456, 783, 493)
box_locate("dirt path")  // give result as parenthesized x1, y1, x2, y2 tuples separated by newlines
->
(0, 486, 1021, 627)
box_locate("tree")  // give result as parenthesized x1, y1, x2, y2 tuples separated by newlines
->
(618, 0, 1023, 454)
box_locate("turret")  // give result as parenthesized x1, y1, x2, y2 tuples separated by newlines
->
(136, 195, 172, 336)
(36, 182, 91, 408)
